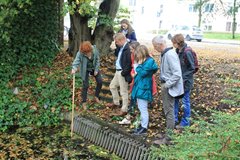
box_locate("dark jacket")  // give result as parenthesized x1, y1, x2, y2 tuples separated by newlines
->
(118, 29, 137, 42)
(131, 57, 158, 102)
(114, 43, 132, 83)
(176, 43, 195, 91)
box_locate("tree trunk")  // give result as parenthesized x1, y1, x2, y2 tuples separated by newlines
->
(67, 0, 119, 57)
(58, 0, 64, 45)
(67, 12, 91, 57)
(232, 0, 236, 39)
(93, 0, 120, 56)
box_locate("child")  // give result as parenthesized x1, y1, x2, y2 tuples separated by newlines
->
(131, 45, 158, 135)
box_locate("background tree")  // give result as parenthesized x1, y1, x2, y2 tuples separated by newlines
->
(65, 0, 120, 57)
(193, 0, 224, 28)
(194, 0, 209, 27)
(225, 0, 240, 39)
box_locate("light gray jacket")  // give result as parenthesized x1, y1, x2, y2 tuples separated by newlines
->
(160, 47, 184, 97)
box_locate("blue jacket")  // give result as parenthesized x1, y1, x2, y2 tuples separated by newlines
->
(131, 57, 158, 102)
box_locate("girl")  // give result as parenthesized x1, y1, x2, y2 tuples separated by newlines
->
(131, 45, 158, 135)
(118, 19, 137, 42)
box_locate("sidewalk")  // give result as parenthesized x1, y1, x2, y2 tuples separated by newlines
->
(202, 38, 240, 45)
(137, 33, 240, 45)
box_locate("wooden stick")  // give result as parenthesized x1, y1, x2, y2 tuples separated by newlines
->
(71, 74, 75, 137)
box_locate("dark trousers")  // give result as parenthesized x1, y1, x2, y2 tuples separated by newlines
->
(82, 71, 102, 102)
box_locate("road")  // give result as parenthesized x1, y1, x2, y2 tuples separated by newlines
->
(137, 33, 240, 55)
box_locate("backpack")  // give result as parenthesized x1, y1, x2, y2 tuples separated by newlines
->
(183, 47, 199, 73)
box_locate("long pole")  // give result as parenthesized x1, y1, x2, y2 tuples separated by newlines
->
(71, 73, 75, 137)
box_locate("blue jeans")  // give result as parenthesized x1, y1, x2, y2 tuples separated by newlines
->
(174, 90, 191, 126)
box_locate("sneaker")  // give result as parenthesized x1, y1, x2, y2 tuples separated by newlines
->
(118, 118, 131, 125)
(133, 127, 147, 136)
(175, 125, 184, 130)
(131, 125, 141, 133)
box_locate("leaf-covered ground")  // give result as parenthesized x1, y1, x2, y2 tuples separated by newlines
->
(57, 42, 240, 144)
(62, 42, 240, 140)
(1, 42, 239, 159)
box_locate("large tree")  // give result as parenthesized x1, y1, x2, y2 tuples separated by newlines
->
(194, 0, 209, 27)
(66, 0, 120, 57)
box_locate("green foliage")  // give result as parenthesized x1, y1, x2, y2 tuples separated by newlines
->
(63, 1, 130, 33)
(0, 82, 33, 131)
(150, 111, 240, 160)
(0, 66, 72, 132)
(114, 6, 131, 32)
(0, 0, 62, 131)
(0, 0, 60, 83)
(64, 0, 97, 16)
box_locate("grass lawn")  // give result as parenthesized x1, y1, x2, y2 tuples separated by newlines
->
(204, 32, 240, 41)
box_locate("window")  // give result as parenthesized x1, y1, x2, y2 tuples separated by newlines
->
(205, 3, 214, 12)
(226, 22, 231, 31)
(189, 4, 196, 12)
(141, 6, 144, 14)
(129, 0, 136, 6)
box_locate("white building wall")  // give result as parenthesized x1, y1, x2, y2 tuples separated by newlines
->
(121, 0, 240, 33)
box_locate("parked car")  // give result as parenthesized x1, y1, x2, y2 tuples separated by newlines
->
(166, 25, 203, 42)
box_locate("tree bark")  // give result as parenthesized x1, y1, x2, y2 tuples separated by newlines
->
(93, 0, 120, 56)
(68, 12, 91, 57)
(58, 0, 64, 45)
(232, 0, 236, 39)
(67, 0, 119, 57)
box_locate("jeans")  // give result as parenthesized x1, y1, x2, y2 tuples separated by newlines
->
(82, 71, 102, 102)
(174, 90, 191, 126)
(128, 98, 136, 115)
(137, 98, 149, 129)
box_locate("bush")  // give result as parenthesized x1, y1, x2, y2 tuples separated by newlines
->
(0, 0, 62, 131)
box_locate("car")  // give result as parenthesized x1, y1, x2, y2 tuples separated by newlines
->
(166, 25, 203, 42)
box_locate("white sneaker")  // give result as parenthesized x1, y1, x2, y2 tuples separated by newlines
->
(119, 118, 131, 125)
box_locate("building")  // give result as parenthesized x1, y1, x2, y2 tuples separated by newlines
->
(121, 0, 240, 33)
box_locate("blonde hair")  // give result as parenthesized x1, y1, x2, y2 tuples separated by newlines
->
(129, 41, 140, 51)
(114, 32, 126, 41)
(135, 45, 150, 63)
